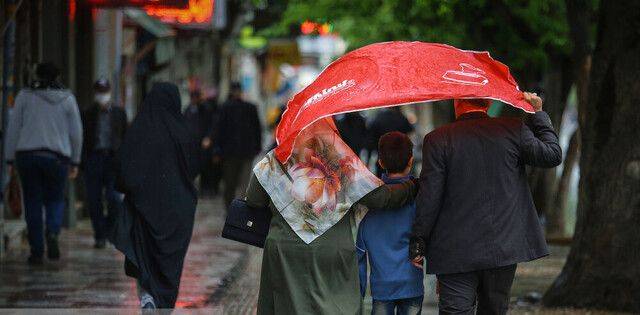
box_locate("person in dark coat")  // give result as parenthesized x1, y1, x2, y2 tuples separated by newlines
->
(183, 89, 211, 144)
(213, 82, 262, 209)
(183, 89, 214, 195)
(111, 82, 199, 309)
(335, 112, 367, 156)
(410, 94, 562, 314)
(203, 96, 222, 195)
(367, 107, 414, 175)
(81, 79, 128, 249)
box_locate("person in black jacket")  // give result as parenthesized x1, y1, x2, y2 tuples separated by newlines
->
(214, 82, 262, 210)
(203, 96, 222, 195)
(410, 93, 562, 314)
(335, 112, 367, 156)
(183, 89, 214, 195)
(81, 79, 128, 249)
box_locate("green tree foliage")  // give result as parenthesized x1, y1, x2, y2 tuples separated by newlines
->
(261, 0, 570, 84)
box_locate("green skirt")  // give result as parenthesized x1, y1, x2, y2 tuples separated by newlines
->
(257, 208, 362, 315)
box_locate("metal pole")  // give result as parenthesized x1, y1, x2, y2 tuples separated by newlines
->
(0, 0, 23, 39)
(0, 0, 18, 259)
(112, 9, 123, 107)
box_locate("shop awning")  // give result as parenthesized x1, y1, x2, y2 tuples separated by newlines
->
(124, 9, 175, 38)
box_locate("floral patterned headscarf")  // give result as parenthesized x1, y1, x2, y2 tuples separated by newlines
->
(253, 118, 383, 244)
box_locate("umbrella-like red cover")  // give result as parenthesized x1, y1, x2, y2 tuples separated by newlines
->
(275, 41, 532, 162)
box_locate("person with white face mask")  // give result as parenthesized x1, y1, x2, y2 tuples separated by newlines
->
(81, 79, 128, 249)
(94, 91, 112, 109)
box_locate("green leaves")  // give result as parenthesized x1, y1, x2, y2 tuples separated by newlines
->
(258, 0, 573, 81)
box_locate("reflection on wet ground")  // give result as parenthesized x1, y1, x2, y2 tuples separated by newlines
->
(0, 198, 248, 309)
(1, 195, 577, 314)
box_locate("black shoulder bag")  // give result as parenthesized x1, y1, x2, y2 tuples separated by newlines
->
(222, 161, 293, 248)
(222, 198, 272, 248)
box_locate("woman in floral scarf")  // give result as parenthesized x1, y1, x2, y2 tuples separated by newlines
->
(246, 119, 417, 314)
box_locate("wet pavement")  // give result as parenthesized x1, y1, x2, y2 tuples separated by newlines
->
(1, 196, 585, 314)
(0, 197, 249, 309)
(222, 245, 574, 314)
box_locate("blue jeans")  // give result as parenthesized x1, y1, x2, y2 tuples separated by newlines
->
(15, 152, 69, 257)
(84, 151, 122, 241)
(372, 296, 423, 315)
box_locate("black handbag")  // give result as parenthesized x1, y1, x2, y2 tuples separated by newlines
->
(222, 198, 272, 248)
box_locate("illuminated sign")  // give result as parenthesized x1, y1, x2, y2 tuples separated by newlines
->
(300, 20, 334, 36)
(86, 0, 188, 7)
(144, 0, 213, 26)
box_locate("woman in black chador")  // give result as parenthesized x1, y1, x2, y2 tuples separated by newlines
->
(111, 82, 199, 309)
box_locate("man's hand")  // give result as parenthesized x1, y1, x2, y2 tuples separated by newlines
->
(411, 256, 424, 269)
(523, 92, 543, 112)
(68, 166, 79, 179)
(201, 137, 212, 149)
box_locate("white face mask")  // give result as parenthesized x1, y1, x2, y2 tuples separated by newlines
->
(94, 92, 111, 106)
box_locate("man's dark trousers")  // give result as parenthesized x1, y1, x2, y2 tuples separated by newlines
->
(222, 157, 253, 210)
(438, 265, 517, 315)
(84, 150, 122, 242)
(15, 152, 68, 257)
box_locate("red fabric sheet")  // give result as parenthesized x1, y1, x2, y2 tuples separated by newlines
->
(275, 41, 531, 162)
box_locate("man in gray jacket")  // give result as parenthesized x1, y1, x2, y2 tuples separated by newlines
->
(5, 62, 83, 265)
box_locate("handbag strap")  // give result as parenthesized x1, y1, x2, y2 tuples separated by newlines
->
(277, 160, 293, 182)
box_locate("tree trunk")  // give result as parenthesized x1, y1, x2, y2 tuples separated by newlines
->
(530, 56, 567, 223)
(547, 129, 580, 237)
(565, 0, 592, 127)
(543, 1, 640, 311)
(545, 0, 593, 238)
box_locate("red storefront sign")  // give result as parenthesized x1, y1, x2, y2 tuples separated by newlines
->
(144, 0, 214, 26)
(86, 0, 188, 8)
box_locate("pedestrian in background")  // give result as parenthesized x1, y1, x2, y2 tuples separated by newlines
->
(183, 88, 214, 195)
(4, 62, 83, 265)
(335, 112, 368, 156)
(214, 82, 262, 210)
(203, 93, 222, 196)
(367, 107, 414, 176)
(204, 96, 222, 196)
(81, 79, 127, 249)
(112, 82, 199, 309)
(265, 104, 286, 151)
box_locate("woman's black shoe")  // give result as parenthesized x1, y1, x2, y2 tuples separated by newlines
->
(28, 255, 44, 265)
(46, 233, 60, 260)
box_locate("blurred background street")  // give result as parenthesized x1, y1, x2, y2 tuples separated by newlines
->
(0, 0, 638, 313)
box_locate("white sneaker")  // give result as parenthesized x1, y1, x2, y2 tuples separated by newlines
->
(140, 293, 156, 309)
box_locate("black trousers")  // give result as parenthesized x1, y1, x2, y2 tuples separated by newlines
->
(85, 151, 122, 241)
(222, 157, 253, 210)
(437, 264, 517, 315)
